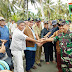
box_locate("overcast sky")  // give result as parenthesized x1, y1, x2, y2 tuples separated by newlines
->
(9, 0, 72, 14)
(28, 0, 72, 14)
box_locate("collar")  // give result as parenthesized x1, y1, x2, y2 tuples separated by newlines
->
(28, 26, 33, 30)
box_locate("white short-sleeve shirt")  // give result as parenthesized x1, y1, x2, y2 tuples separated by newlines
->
(10, 28, 28, 51)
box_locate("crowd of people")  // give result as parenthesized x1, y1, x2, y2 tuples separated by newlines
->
(0, 16, 72, 72)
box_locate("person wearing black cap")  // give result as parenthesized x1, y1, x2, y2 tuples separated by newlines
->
(41, 21, 53, 64)
(33, 18, 42, 67)
(43, 20, 59, 63)
(38, 22, 72, 72)
(24, 18, 40, 72)
(10, 20, 39, 72)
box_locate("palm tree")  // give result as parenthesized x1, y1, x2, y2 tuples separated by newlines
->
(0, 0, 15, 21)
(43, 0, 54, 20)
(36, 0, 45, 19)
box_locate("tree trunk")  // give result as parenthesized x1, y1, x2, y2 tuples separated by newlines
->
(40, 0, 45, 19)
(23, 0, 25, 20)
(27, 0, 28, 20)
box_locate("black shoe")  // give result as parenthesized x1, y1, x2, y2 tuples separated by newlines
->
(32, 66, 37, 69)
(40, 60, 44, 62)
(36, 63, 42, 67)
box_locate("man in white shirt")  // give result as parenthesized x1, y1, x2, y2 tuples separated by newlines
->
(9, 20, 17, 35)
(10, 20, 38, 72)
(41, 19, 44, 29)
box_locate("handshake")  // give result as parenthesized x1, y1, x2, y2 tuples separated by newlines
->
(35, 38, 47, 46)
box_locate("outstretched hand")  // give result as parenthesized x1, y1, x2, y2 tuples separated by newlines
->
(36, 38, 47, 46)
(0, 39, 7, 43)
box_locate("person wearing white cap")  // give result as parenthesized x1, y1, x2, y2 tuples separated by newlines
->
(0, 17, 5, 26)
(0, 16, 10, 58)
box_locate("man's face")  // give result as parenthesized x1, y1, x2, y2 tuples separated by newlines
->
(12, 21, 15, 24)
(44, 24, 48, 29)
(9, 19, 11, 22)
(59, 25, 63, 30)
(1, 20, 5, 26)
(24, 21, 28, 26)
(59, 25, 64, 32)
(63, 24, 69, 33)
(28, 21, 33, 27)
(36, 21, 41, 26)
(18, 23, 25, 31)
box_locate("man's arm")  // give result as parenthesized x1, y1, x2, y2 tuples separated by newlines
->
(44, 32, 51, 38)
(37, 35, 59, 47)
(50, 32, 56, 38)
(26, 37, 36, 43)
(26, 37, 41, 46)
(35, 33, 39, 40)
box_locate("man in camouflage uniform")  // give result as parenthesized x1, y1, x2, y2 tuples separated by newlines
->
(41, 24, 72, 72)
(50, 23, 64, 72)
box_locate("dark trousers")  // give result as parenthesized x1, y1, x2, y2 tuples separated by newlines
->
(25, 50, 35, 71)
(43, 42, 53, 62)
(54, 42, 57, 62)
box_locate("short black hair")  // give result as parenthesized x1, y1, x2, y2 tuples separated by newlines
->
(17, 20, 24, 26)
(57, 23, 60, 26)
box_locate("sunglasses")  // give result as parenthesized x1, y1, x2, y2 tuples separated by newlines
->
(0, 19, 5, 21)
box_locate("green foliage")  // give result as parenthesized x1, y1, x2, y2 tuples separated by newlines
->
(0, 0, 71, 21)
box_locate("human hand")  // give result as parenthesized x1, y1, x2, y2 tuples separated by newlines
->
(36, 39, 46, 46)
(0, 70, 13, 72)
(0, 39, 7, 43)
(35, 40, 43, 47)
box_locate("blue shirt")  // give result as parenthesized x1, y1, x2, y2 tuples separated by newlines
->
(26, 44, 37, 51)
(0, 25, 9, 47)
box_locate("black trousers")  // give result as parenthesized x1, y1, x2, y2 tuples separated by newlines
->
(43, 42, 53, 62)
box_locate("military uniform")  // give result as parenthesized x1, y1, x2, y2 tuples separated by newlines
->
(33, 23, 42, 64)
(53, 30, 72, 72)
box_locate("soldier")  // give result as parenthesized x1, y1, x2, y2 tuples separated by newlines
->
(40, 23, 72, 72)
(50, 22, 65, 72)
(33, 18, 42, 67)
